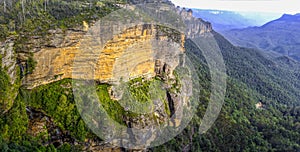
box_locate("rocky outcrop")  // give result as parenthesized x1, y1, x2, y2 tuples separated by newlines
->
(1, 38, 17, 84)
(0, 37, 19, 113)
(177, 7, 213, 38)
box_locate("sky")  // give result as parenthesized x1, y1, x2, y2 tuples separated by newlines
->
(171, 0, 300, 14)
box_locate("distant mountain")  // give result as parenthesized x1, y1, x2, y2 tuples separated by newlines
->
(191, 9, 281, 32)
(222, 14, 300, 61)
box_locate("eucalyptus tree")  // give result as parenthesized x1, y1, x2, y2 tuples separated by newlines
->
(3, 0, 6, 13)
(21, 0, 25, 21)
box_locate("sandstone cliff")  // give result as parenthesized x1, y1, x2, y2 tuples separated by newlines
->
(22, 3, 212, 89)
(23, 24, 185, 88)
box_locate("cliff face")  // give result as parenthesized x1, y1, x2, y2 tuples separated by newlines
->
(22, 29, 85, 88)
(1, 38, 17, 84)
(22, 2, 213, 89)
(0, 38, 19, 113)
(23, 24, 185, 88)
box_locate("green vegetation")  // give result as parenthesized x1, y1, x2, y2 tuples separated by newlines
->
(0, 66, 11, 111)
(26, 55, 36, 74)
(0, 92, 48, 151)
(23, 79, 88, 141)
(0, 79, 90, 150)
(0, 75, 169, 150)
(126, 77, 169, 115)
(128, 77, 152, 103)
(0, 0, 125, 40)
(0, 61, 20, 113)
(96, 84, 125, 124)
(0, 95, 28, 142)
(96, 77, 168, 123)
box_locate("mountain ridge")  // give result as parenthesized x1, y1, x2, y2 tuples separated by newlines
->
(191, 8, 281, 32)
(222, 13, 300, 61)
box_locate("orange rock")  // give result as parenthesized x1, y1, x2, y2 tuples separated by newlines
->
(24, 25, 185, 89)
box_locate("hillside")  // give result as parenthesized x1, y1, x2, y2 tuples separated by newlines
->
(152, 30, 300, 151)
(0, 0, 299, 151)
(223, 14, 300, 61)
